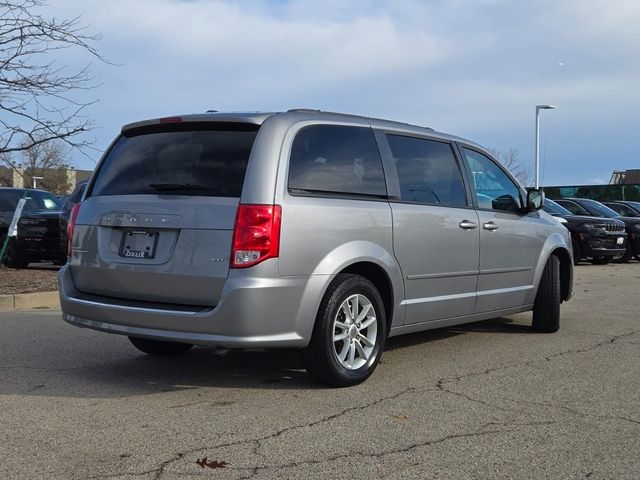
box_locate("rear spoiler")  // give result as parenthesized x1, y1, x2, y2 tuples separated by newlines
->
(121, 112, 274, 134)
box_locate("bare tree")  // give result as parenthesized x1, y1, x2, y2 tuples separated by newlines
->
(0, 0, 106, 156)
(488, 147, 533, 187)
(18, 136, 71, 193)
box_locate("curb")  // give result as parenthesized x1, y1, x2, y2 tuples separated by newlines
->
(0, 291, 60, 311)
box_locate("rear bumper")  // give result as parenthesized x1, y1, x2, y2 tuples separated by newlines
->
(58, 263, 326, 348)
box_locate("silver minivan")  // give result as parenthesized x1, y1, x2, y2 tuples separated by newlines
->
(59, 110, 573, 386)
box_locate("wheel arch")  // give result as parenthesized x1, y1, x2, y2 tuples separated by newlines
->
(532, 234, 573, 303)
(340, 261, 395, 333)
(294, 241, 405, 345)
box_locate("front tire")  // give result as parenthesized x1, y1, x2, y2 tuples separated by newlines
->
(3, 239, 29, 268)
(128, 336, 193, 356)
(613, 245, 633, 264)
(532, 255, 561, 333)
(303, 274, 387, 387)
(591, 256, 611, 265)
(571, 238, 582, 265)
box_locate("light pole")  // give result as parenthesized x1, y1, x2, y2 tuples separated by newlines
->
(535, 105, 557, 188)
(32, 176, 44, 189)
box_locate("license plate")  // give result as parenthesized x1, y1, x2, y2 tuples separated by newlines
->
(120, 231, 158, 259)
(617, 237, 624, 245)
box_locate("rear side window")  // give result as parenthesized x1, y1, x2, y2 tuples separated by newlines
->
(90, 124, 259, 197)
(288, 125, 387, 197)
(386, 135, 467, 206)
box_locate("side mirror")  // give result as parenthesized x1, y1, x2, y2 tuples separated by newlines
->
(526, 188, 544, 211)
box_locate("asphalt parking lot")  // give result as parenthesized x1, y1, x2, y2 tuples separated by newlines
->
(1, 264, 639, 480)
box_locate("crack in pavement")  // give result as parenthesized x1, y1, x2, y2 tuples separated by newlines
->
(228, 419, 556, 478)
(502, 397, 640, 426)
(86, 386, 417, 479)
(251, 386, 419, 459)
(51, 331, 640, 479)
(432, 330, 639, 427)
(435, 330, 637, 402)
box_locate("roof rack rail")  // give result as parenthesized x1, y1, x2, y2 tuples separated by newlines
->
(285, 108, 435, 131)
(205, 109, 218, 113)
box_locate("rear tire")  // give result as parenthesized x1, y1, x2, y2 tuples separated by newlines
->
(303, 274, 387, 387)
(532, 255, 561, 333)
(128, 336, 193, 356)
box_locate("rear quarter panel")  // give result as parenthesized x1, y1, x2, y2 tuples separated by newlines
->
(271, 118, 405, 329)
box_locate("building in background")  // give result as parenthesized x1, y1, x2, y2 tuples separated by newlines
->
(609, 169, 640, 185)
(0, 166, 92, 194)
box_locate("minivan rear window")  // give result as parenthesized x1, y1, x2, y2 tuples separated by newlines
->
(90, 123, 259, 198)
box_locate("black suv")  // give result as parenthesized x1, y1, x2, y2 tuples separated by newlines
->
(603, 201, 640, 218)
(543, 199, 626, 265)
(555, 197, 640, 263)
(0, 188, 66, 267)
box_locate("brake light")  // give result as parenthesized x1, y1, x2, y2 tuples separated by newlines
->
(67, 203, 81, 257)
(231, 204, 281, 268)
(159, 116, 182, 123)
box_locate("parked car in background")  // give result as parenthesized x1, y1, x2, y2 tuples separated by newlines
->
(59, 180, 88, 253)
(0, 187, 66, 268)
(543, 199, 626, 265)
(59, 110, 573, 386)
(554, 197, 640, 263)
(603, 201, 640, 218)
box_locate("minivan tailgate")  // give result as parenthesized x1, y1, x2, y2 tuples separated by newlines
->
(70, 195, 238, 306)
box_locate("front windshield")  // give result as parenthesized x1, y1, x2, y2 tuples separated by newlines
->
(626, 201, 640, 213)
(579, 199, 620, 218)
(543, 199, 572, 216)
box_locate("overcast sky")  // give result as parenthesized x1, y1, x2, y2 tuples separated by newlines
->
(50, 0, 640, 185)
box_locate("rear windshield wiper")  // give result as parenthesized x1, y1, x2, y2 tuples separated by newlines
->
(148, 182, 215, 192)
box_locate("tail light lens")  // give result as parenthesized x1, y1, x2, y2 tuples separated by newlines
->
(67, 203, 81, 257)
(231, 204, 281, 268)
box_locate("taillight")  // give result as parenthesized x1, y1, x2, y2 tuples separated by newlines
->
(231, 204, 281, 268)
(67, 203, 81, 257)
(159, 116, 183, 123)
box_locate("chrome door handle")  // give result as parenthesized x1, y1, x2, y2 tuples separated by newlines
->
(459, 220, 478, 230)
(483, 222, 499, 231)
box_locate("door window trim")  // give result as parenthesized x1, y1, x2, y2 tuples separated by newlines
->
(455, 142, 528, 215)
(374, 129, 474, 210)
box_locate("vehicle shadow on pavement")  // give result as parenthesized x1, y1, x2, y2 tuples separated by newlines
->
(0, 317, 532, 398)
(385, 328, 462, 351)
(68, 347, 322, 395)
(447, 316, 537, 335)
(26, 265, 61, 272)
